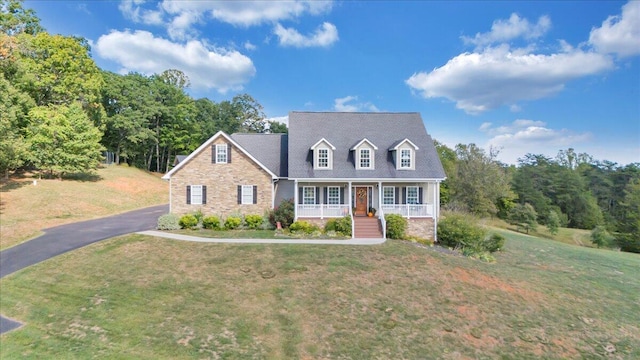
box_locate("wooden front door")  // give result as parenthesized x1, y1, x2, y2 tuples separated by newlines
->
(355, 187, 368, 216)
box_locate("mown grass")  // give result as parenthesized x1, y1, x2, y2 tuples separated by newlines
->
(1, 231, 638, 359)
(0, 165, 168, 250)
(482, 217, 593, 248)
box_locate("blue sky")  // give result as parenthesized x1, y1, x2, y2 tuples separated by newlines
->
(27, 0, 640, 165)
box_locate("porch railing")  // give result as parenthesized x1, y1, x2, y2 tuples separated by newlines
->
(379, 208, 386, 239)
(381, 204, 434, 218)
(297, 204, 350, 219)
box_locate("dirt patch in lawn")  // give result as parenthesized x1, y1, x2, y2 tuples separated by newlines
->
(449, 267, 544, 302)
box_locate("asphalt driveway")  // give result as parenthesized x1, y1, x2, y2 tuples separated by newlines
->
(0, 204, 168, 334)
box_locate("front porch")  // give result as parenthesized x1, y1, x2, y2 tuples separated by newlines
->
(293, 181, 440, 221)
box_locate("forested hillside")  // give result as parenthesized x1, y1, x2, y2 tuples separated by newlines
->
(0, 0, 286, 179)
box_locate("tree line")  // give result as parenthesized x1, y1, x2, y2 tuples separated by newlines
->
(436, 142, 640, 253)
(1, 0, 286, 179)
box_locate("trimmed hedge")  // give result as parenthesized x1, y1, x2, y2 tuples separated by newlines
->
(157, 213, 180, 230)
(385, 214, 407, 239)
(202, 216, 221, 230)
(179, 214, 198, 229)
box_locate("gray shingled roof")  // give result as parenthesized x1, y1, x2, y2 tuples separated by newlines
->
(287, 112, 446, 179)
(231, 133, 288, 177)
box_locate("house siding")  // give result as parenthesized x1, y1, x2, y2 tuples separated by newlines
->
(170, 137, 273, 217)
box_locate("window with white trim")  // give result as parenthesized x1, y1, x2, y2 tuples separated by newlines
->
(303, 186, 316, 205)
(327, 186, 340, 205)
(216, 144, 228, 163)
(383, 186, 395, 205)
(359, 148, 371, 168)
(241, 185, 254, 204)
(406, 186, 419, 204)
(400, 149, 412, 168)
(317, 148, 329, 168)
(191, 185, 203, 205)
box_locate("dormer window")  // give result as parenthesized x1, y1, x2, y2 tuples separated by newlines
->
(351, 138, 378, 170)
(390, 139, 419, 170)
(400, 149, 412, 168)
(311, 138, 335, 170)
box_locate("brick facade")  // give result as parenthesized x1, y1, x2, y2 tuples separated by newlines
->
(406, 218, 435, 241)
(169, 137, 273, 218)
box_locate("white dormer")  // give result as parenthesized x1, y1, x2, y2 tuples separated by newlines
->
(351, 138, 378, 170)
(310, 138, 336, 170)
(390, 139, 419, 170)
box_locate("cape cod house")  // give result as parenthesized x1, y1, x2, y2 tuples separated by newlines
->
(162, 112, 446, 240)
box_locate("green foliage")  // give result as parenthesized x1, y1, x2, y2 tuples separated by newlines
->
(178, 214, 198, 230)
(437, 213, 488, 253)
(335, 216, 352, 236)
(615, 179, 640, 253)
(449, 143, 514, 217)
(0, 76, 33, 177)
(26, 103, 104, 178)
(508, 203, 538, 234)
(224, 216, 242, 230)
(244, 214, 264, 230)
(546, 210, 560, 235)
(202, 216, 220, 230)
(269, 198, 295, 229)
(590, 225, 613, 248)
(289, 221, 319, 234)
(156, 213, 180, 231)
(0, 0, 44, 35)
(485, 233, 506, 252)
(384, 214, 407, 239)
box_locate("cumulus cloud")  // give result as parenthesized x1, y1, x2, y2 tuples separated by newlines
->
(406, 45, 613, 114)
(480, 120, 592, 164)
(95, 30, 255, 92)
(334, 96, 379, 112)
(589, 1, 640, 58)
(462, 13, 551, 48)
(267, 116, 289, 127)
(274, 22, 338, 48)
(119, 0, 333, 40)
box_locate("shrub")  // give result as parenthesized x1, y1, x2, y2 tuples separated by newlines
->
(485, 233, 506, 252)
(507, 203, 538, 234)
(546, 210, 560, 235)
(289, 220, 319, 234)
(385, 214, 407, 239)
(202, 216, 221, 230)
(324, 218, 338, 232)
(157, 213, 180, 230)
(269, 198, 295, 228)
(245, 214, 264, 229)
(437, 213, 487, 252)
(224, 216, 242, 230)
(179, 214, 198, 229)
(335, 215, 352, 236)
(193, 209, 204, 225)
(591, 225, 613, 248)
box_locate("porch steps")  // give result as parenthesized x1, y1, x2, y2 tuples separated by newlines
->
(353, 216, 383, 238)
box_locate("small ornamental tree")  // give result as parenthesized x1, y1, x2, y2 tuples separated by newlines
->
(269, 198, 294, 228)
(547, 210, 560, 235)
(590, 226, 613, 248)
(508, 203, 538, 234)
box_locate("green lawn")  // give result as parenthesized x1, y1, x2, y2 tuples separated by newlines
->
(1, 231, 638, 359)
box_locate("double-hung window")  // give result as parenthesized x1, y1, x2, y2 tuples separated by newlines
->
(241, 185, 254, 204)
(189, 185, 204, 205)
(383, 186, 395, 205)
(400, 149, 412, 168)
(327, 186, 340, 206)
(406, 186, 419, 204)
(359, 148, 371, 168)
(317, 149, 329, 168)
(303, 186, 316, 205)
(216, 144, 228, 163)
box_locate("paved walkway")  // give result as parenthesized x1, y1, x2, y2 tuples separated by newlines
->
(137, 230, 386, 245)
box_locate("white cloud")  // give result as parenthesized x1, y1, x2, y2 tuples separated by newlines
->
(267, 116, 289, 127)
(589, 1, 640, 58)
(462, 13, 551, 48)
(274, 22, 338, 48)
(119, 0, 334, 40)
(244, 41, 257, 51)
(480, 120, 592, 164)
(334, 96, 379, 112)
(95, 30, 255, 92)
(406, 44, 613, 114)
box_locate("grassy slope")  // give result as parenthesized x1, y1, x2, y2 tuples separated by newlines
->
(0, 165, 168, 250)
(1, 232, 638, 359)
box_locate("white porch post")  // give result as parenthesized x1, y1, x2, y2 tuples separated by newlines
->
(294, 180, 298, 221)
(348, 181, 352, 213)
(434, 181, 439, 243)
(378, 181, 382, 211)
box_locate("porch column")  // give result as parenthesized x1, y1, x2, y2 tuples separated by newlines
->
(378, 181, 382, 213)
(294, 179, 298, 221)
(348, 181, 352, 215)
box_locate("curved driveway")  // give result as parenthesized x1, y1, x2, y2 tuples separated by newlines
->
(0, 204, 168, 334)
